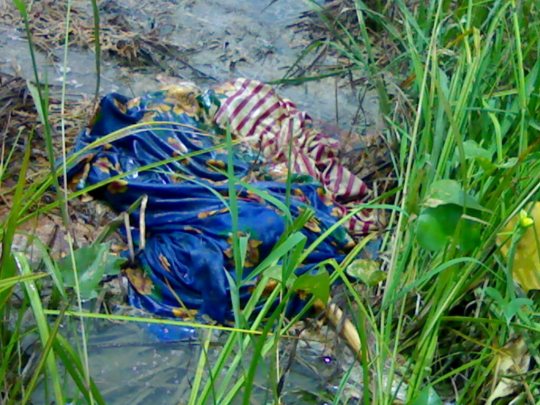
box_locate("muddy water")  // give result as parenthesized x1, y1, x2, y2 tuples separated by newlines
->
(1, 0, 371, 403)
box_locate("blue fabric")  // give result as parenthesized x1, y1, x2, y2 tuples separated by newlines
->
(68, 88, 354, 322)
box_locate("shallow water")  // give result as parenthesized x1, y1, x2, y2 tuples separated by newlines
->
(31, 316, 360, 404)
(1, 0, 370, 403)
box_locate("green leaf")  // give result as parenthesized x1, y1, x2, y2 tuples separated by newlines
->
(11, 0, 27, 15)
(411, 386, 443, 405)
(53, 334, 107, 405)
(416, 204, 481, 252)
(484, 287, 505, 307)
(345, 259, 386, 286)
(58, 242, 125, 300)
(27, 80, 48, 126)
(503, 298, 534, 324)
(423, 179, 485, 211)
(16, 253, 65, 404)
(462, 140, 492, 161)
(264, 265, 284, 283)
(495, 157, 518, 169)
(31, 237, 67, 298)
(239, 235, 249, 269)
(292, 267, 330, 304)
(460, 140, 495, 171)
(0, 273, 47, 294)
(248, 232, 306, 280)
(416, 205, 461, 251)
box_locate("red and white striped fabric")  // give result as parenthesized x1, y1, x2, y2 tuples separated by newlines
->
(213, 78, 377, 235)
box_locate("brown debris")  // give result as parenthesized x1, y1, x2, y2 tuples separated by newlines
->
(0, 0, 191, 68)
(290, 0, 359, 39)
(0, 73, 36, 137)
(0, 70, 110, 260)
(0, 71, 94, 163)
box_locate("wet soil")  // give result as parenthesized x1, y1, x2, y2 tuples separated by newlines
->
(0, 0, 381, 130)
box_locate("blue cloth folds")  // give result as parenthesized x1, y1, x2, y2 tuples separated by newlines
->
(68, 87, 354, 322)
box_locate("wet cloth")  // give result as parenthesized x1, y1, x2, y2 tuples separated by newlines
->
(68, 79, 375, 322)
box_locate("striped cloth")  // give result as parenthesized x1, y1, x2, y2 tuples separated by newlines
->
(213, 78, 376, 235)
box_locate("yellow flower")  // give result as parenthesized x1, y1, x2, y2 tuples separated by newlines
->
(519, 210, 534, 228)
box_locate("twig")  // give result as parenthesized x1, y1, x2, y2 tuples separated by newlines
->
(123, 212, 135, 262)
(324, 301, 362, 358)
(139, 194, 148, 250)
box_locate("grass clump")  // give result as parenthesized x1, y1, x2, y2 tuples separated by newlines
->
(287, 0, 540, 402)
(1, 0, 540, 404)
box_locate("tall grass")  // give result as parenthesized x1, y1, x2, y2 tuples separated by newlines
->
(0, 0, 103, 402)
(2, 0, 539, 404)
(296, 0, 540, 402)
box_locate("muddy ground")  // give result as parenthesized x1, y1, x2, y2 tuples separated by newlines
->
(0, 0, 382, 127)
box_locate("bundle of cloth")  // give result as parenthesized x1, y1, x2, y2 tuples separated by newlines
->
(68, 78, 378, 322)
